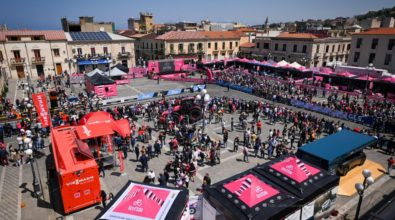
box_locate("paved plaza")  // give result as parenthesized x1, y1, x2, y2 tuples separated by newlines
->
(0, 78, 394, 220)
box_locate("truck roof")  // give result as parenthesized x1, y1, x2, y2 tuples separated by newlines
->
(298, 129, 376, 163)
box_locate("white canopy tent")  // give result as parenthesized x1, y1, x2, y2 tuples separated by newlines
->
(277, 60, 289, 67)
(86, 68, 103, 77)
(102, 67, 127, 77)
(290, 62, 302, 69)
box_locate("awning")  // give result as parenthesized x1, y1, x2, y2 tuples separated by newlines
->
(102, 67, 127, 77)
(79, 111, 114, 125)
(78, 59, 112, 65)
(75, 123, 114, 140)
(112, 119, 131, 138)
(86, 68, 103, 77)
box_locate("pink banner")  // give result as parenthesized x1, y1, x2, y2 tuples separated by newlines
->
(224, 174, 279, 208)
(159, 77, 215, 84)
(115, 79, 130, 85)
(270, 157, 320, 183)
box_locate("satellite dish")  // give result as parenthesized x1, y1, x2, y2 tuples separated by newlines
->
(100, 27, 105, 32)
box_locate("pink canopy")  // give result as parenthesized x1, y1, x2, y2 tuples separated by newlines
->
(240, 58, 250, 62)
(336, 71, 356, 78)
(381, 77, 395, 83)
(320, 67, 334, 74)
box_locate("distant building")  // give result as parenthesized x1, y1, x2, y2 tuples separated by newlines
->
(176, 22, 199, 31)
(61, 16, 115, 33)
(358, 18, 381, 30)
(127, 12, 154, 34)
(0, 30, 69, 79)
(381, 17, 395, 28)
(241, 32, 351, 67)
(348, 28, 395, 74)
(0, 24, 7, 31)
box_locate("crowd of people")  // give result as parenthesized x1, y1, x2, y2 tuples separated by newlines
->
(215, 67, 395, 133)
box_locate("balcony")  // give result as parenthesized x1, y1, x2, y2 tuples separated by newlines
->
(10, 58, 25, 65)
(74, 53, 111, 60)
(31, 57, 45, 64)
(118, 52, 131, 58)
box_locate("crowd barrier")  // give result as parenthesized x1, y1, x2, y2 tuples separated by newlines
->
(216, 80, 253, 94)
(70, 74, 85, 84)
(289, 99, 375, 125)
(160, 77, 216, 84)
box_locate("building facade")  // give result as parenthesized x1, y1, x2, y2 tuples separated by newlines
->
(61, 16, 115, 33)
(348, 28, 395, 74)
(136, 31, 249, 61)
(240, 32, 351, 67)
(0, 30, 135, 79)
(0, 30, 69, 79)
(127, 12, 154, 34)
(65, 32, 135, 73)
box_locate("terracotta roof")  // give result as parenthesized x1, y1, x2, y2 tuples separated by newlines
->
(276, 32, 319, 39)
(140, 33, 158, 39)
(156, 31, 245, 41)
(353, 28, 395, 35)
(117, 29, 136, 37)
(240, 42, 255, 48)
(0, 30, 66, 41)
(235, 28, 257, 33)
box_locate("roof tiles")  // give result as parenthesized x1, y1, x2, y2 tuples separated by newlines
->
(0, 30, 66, 41)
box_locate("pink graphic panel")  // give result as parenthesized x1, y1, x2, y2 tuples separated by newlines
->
(224, 174, 279, 208)
(113, 185, 170, 219)
(271, 157, 320, 183)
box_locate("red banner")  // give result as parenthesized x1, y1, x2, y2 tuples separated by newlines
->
(118, 151, 125, 172)
(32, 92, 51, 128)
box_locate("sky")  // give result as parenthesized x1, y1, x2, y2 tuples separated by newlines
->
(0, 0, 394, 30)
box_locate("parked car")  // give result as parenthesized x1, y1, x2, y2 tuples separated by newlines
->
(336, 151, 366, 176)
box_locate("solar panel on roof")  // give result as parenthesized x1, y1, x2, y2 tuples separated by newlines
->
(70, 32, 112, 41)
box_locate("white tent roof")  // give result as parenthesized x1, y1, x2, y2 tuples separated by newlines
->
(86, 68, 103, 77)
(290, 62, 302, 69)
(277, 60, 289, 67)
(102, 67, 127, 77)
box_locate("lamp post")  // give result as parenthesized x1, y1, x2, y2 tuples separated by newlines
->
(365, 63, 374, 94)
(196, 89, 210, 132)
(25, 149, 42, 198)
(107, 57, 112, 78)
(354, 169, 374, 220)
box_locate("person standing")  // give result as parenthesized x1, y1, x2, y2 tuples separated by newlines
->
(140, 153, 149, 172)
(202, 173, 211, 191)
(158, 173, 167, 186)
(99, 160, 105, 178)
(233, 137, 239, 152)
(231, 117, 234, 132)
(101, 190, 107, 207)
(223, 130, 228, 148)
(134, 144, 140, 161)
(387, 157, 394, 175)
(243, 145, 249, 162)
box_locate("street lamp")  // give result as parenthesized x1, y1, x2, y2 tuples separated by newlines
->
(365, 63, 374, 94)
(25, 149, 42, 198)
(354, 169, 374, 220)
(196, 89, 210, 132)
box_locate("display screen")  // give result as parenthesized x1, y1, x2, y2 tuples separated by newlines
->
(159, 60, 175, 73)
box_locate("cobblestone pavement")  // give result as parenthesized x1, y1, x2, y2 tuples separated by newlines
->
(0, 78, 393, 220)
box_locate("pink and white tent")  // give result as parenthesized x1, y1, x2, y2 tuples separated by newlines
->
(336, 71, 356, 78)
(276, 60, 289, 67)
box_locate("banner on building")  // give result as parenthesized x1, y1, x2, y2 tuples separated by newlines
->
(32, 92, 51, 127)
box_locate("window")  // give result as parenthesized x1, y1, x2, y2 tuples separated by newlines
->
(388, 39, 395, 50)
(208, 42, 211, 49)
(263, 43, 269, 49)
(282, 44, 286, 51)
(150, 43, 153, 49)
(90, 48, 95, 56)
(0, 51, 3, 62)
(293, 44, 297, 52)
(356, 38, 362, 48)
(302, 45, 307, 53)
(326, 45, 329, 53)
(33, 49, 41, 58)
(275, 43, 278, 51)
(53, 49, 60, 57)
(121, 46, 126, 54)
(347, 44, 351, 51)
(188, 43, 194, 52)
(222, 42, 225, 49)
(214, 42, 218, 50)
(155, 43, 158, 49)
(371, 38, 378, 49)
(332, 45, 335, 52)
(353, 52, 360, 62)
(316, 45, 320, 53)
(230, 42, 233, 49)
(178, 44, 183, 52)
(256, 43, 260, 49)
(235, 42, 238, 47)
(342, 44, 345, 51)
(9, 36, 19, 41)
(198, 43, 203, 50)
(338, 44, 341, 51)
(170, 44, 174, 53)
(384, 54, 392, 65)
(368, 53, 375, 63)
(13, 50, 20, 59)
(77, 48, 82, 55)
(103, 47, 108, 55)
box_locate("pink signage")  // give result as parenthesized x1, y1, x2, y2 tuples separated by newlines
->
(224, 174, 280, 208)
(270, 157, 320, 183)
(113, 185, 170, 219)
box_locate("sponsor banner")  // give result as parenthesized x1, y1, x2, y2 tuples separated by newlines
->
(167, 88, 183, 96)
(137, 92, 156, 100)
(70, 74, 85, 84)
(188, 195, 203, 220)
(100, 183, 180, 220)
(32, 92, 51, 127)
(192, 85, 206, 92)
(270, 157, 321, 183)
(290, 99, 374, 125)
(161, 77, 214, 84)
(216, 81, 253, 94)
(115, 79, 130, 85)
